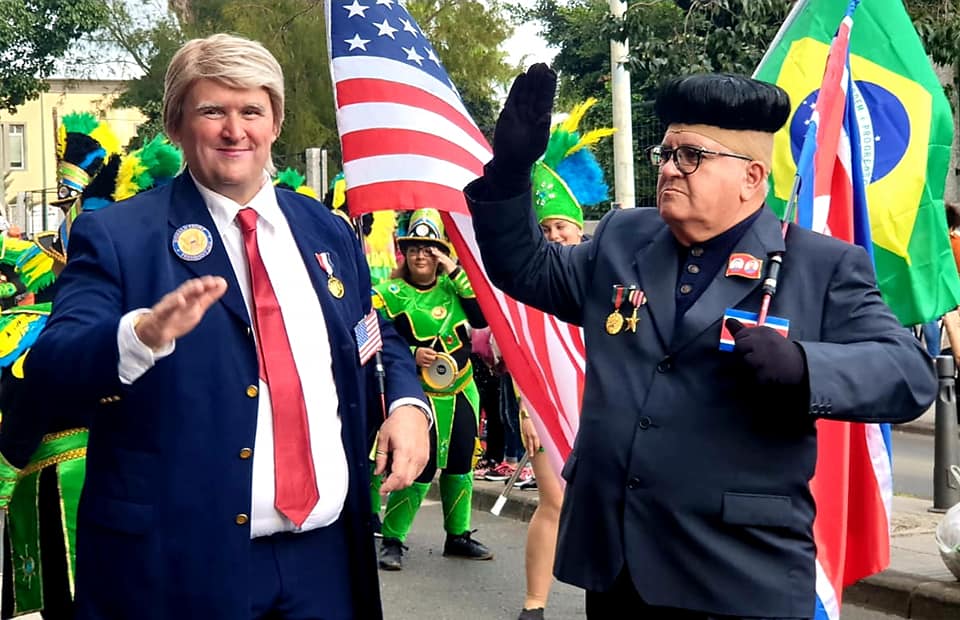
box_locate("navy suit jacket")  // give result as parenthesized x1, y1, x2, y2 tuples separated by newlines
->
(17, 174, 424, 619)
(465, 185, 936, 618)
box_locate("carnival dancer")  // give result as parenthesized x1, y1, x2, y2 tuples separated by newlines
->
(516, 99, 613, 620)
(0, 113, 181, 619)
(374, 208, 492, 569)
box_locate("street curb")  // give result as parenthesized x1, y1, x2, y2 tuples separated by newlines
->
(846, 570, 960, 619)
(443, 481, 960, 618)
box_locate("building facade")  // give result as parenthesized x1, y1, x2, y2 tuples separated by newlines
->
(0, 79, 147, 234)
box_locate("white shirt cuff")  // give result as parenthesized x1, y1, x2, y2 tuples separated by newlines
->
(118, 309, 175, 385)
(388, 397, 434, 429)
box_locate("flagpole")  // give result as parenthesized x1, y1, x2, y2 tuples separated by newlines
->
(609, 0, 635, 209)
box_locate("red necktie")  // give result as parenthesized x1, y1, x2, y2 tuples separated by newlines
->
(236, 208, 319, 527)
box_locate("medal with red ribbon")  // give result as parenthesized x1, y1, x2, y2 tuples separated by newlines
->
(624, 286, 646, 333)
(606, 285, 626, 335)
(315, 251, 345, 298)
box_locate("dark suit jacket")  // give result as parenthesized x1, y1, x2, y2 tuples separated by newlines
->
(465, 186, 936, 618)
(15, 174, 425, 619)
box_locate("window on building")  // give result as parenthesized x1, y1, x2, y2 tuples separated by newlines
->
(7, 124, 24, 170)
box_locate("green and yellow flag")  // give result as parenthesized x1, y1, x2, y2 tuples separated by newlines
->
(755, 0, 959, 326)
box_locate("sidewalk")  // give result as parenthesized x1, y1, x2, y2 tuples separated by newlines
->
(446, 481, 960, 619)
(896, 404, 936, 436)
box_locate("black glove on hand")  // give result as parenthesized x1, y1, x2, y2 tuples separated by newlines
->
(487, 63, 557, 193)
(725, 318, 807, 386)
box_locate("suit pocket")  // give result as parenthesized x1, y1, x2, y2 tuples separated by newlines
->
(82, 496, 154, 535)
(721, 492, 793, 528)
(560, 453, 578, 483)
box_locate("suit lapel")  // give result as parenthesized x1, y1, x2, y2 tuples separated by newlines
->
(634, 227, 679, 349)
(672, 207, 786, 353)
(167, 174, 250, 327)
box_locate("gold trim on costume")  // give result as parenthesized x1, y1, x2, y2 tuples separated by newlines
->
(21, 448, 86, 477)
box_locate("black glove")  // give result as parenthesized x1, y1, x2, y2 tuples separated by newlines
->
(487, 63, 557, 194)
(725, 318, 807, 386)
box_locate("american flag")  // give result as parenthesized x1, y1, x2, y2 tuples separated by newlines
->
(326, 0, 585, 472)
(778, 2, 893, 618)
(327, 0, 489, 215)
(354, 308, 383, 366)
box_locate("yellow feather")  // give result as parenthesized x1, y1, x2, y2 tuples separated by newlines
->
(366, 211, 397, 269)
(89, 122, 122, 157)
(296, 186, 319, 200)
(558, 97, 598, 134)
(564, 127, 617, 157)
(56, 125, 67, 160)
(114, 153, 145, 201)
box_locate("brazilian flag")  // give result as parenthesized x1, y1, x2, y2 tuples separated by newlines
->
(755, 0, 960, 326)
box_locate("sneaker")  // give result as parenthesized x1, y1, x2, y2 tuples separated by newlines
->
(518, 609, 545, 620)
(474, 457, 497, 479)
(512, 465, 533, 484)
(378, 537, 406, 570)
(443, 530, 494, 560)
(371, 513, 383, 538)
(514, 475, 538, 490)
(484, 461, 517, 481)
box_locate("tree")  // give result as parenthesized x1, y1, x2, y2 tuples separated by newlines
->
(0, 0, 109, 113)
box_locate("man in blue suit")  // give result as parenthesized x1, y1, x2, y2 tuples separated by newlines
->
(465, 67, 937, 619)
(13, 34, 430, 619)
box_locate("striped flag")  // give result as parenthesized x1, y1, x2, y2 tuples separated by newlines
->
(354, 308, 383, 366)
(759, 2, 893, 618)
(326, 0, 489, 215)
(325, 0, 585, 472)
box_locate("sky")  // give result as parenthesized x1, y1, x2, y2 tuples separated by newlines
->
(56, 0, 557, 80)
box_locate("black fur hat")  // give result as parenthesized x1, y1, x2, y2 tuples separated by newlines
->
(654, 74, 791, 133)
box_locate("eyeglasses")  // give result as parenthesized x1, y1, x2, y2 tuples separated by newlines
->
(646, 145, 753, 175)
(406, 245, 435, 257)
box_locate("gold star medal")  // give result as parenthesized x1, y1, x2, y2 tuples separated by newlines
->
(624, 286, 646, 333)
(315, 251, 345, 299)
(606, 285, 625, 335)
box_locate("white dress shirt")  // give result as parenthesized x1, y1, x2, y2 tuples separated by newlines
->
(116, 173, 426, 538)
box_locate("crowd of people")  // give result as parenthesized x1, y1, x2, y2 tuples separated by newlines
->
(0, 31, 943, 620)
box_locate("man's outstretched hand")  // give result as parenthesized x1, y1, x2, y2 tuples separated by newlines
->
(488, 63, 557, 184)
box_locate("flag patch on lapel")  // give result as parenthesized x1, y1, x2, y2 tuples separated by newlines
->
(725, 253, 763, 279)
(355, 309, 383, 365)
(719, 308, 790, 351)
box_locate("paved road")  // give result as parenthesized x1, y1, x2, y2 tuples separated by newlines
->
(891, 429, 935, 500)
(380, 495, 903, 619)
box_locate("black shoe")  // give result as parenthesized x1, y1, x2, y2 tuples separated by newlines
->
(371, 513, 383, 538)
(378, 537, 405, 570)
(443, 530, 493, 560)
(518, 609, 545, 620)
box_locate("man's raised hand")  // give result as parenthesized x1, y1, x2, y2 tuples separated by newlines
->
(135, 276, 228, 350)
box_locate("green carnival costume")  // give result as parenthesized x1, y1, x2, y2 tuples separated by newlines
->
(0, 115, 181, 618)
(372, 209, 491, 568)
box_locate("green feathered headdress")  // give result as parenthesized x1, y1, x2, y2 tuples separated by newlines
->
(274, 167, 319, 200)
(532, 98, 615, 229)
(115, 134, 183, 201)
(53, 112, 121, 209)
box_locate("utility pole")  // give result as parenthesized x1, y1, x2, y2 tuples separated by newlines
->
(609, 0, 636, 209)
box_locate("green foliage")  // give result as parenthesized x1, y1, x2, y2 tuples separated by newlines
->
(0, 0, 109, 113)
(906, 0, 960, 97)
